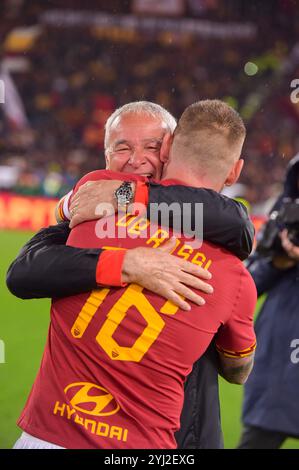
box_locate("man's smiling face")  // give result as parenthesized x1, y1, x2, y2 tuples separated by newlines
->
(105, 113, 168, 180)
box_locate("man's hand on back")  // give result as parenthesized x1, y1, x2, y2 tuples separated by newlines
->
(121, 238, 213, 311)
(67, 181, 215, 311)
(69, 180, 127, 228)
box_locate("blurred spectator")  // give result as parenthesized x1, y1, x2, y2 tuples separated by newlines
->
(0, 1, 298, 211)
(238, 154, 299, 449)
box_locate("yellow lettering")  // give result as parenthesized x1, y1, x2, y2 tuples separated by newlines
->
(116, 213, 138, 227)
(66, 405, 76, 420)
(97, 284, 165, 362)
(146, 228, 170, 248)
(84, 419, 97, 434)
(109, 426, 123, 441)
(71, 240, 213, 365)
(177, 244, 193, 261)
(53, 402, 66, 416)
(160, 300, 180, 316)
(96, 422, 109, 437)
(204, 260, 212, 270)
(0, 195, 57, 230)
(74, 414, 84, 426)
(127, 216, 149, 236)
(191, 252, 206, 267)
(191, 252, 212, 270)
(123, 428, 128, 442)
(71, 289, 110, 338)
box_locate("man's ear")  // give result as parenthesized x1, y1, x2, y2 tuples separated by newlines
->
(160, 133, 173, 163)
(224, 158, 244, 186)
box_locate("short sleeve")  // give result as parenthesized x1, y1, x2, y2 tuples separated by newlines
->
(215, 269, 257, 358)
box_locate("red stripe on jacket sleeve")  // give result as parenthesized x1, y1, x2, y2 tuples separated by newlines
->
(96, 249, 128, 287)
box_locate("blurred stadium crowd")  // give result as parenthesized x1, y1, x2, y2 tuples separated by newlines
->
(0, 0, 298, 211)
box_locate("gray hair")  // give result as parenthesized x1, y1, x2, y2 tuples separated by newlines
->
(104, 101, 177, 151)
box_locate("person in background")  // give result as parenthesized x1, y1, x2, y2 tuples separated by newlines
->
(238, 154, 299, 449)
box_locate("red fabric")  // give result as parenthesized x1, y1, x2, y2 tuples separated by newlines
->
(96, 249, 127, 287)
(160, 178, 187, 186)
(71, 170, 148, 286)
(18, 170, 257, 449)
(133, 180, 149, 207)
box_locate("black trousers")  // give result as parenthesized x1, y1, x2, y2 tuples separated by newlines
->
(237, 425, 290, 449)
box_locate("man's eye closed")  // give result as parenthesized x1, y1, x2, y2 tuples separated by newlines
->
(116, 147, 130, 153)
(146, 146, 160, 151)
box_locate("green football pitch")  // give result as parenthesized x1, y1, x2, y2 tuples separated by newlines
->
(0, 229, 298, 449)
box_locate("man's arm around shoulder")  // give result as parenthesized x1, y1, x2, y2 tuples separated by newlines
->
(6, 223, 101, 299)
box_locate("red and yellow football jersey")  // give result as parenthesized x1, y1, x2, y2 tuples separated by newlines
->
(18, 170, 256, 449)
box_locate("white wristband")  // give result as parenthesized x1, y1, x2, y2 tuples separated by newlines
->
(62, 190, 73, 221)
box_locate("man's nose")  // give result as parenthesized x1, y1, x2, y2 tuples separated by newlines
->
(129, 149, 146, 168)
